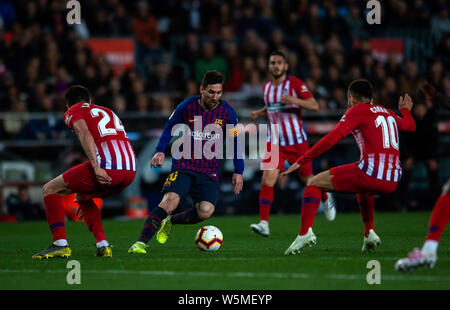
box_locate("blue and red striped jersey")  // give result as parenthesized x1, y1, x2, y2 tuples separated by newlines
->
(156, 95, 244, 181)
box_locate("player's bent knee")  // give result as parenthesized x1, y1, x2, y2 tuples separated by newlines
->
(197, 203, 215, 220)
(42, 181, 56, 196)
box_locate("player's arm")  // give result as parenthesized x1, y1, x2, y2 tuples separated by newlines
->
(228, 110, 244, 195)
(249, 106, 267, 120)
(395, 94, 416, 132)
(281, 106, 361, 176)
(72, 119, 112, 185)
(151, 103, 186, 168)
(281, 96, 319, 111)
(281, 78, 319, 111)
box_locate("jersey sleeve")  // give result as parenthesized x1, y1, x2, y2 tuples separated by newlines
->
(155, 101, 187, 153)
(64, 105, 84, 130)
(296, 127, 342, 166)
(291, 77, 313, 100)
(392, 108, 416, 132)
(295, 105, 363, 165)
(333, 104, 365, 138)
(226, 105, 244, 175)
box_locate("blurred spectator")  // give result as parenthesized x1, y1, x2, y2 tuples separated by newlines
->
(18, 95, 66, 140)
(345, 4, 368, 38)
(431, 4, 450, 40)
(132, 1, 162, 78)
(6, 185, 45, 221)
(435, 34, 450, 69)
(112, 4, 132, 36)
(385, 50, 402, 79)
(176, 32, 201, 79)
(147, 60, 183, 93)
(126, 77, 146, 111)
(194, 41, 228, 85)
(3, 97, 29, 138)
(185, 80, 198, 98)
(153, 94, 174, 116)
(400, 84, 442, 209)
(399, 61, 424, 94)
(223, 43, 243, 92)
(89, 9, 114, 36)
(241, 69, 263, 98)
(136, 93, 149, 116)
(377, 77, 399, 108)
(112, 95, 127, 114)
(427, 60, 444, 89)
(0, 0, 446, 118)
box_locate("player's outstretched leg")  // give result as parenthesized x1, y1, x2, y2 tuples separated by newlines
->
(285, 170, 335, 255)
(157, 206, 203, 244)
(33, 175, 73, 259)
(284, 185, 321, 255)
(357, 193, 381, 252)
(129, 192, 178, 254)
(395, 190, 450, 272)
(129, 206, 168, 254)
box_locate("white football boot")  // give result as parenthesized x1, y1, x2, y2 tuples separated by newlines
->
(250, 220, 270, 237)
(284, 227, 317, 255)
(395, 248, 437, 272)
(362, 229, 381, 252)
(323, 192, 336, 221)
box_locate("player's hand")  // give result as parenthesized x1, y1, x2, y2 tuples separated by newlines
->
(232, 173, 243, 195)
(94, 166, 112, 185)
(280, 162, 300, 176)
(151, 152, 165, 168)
(249, 110, 260, 120)
(399, 94, 413, 111)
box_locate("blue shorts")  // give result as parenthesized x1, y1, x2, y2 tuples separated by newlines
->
(161, 170, 219, 205)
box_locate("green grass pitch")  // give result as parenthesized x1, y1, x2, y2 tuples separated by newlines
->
(0, 212, 449, 290)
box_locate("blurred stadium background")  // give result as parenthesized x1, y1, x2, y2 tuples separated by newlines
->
(0, 0, 449, 223)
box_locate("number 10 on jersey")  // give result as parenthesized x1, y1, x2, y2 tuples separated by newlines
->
(375, 115, 399, 150)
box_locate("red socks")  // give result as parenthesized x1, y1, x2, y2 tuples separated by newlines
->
(425, 193, 450, 242)
(44, 194, 67, 242)
(299, 185, 322, 235)
(79, 199, 106, 243)
(259, 185, 274, 222)
(357, 193, 375, 237)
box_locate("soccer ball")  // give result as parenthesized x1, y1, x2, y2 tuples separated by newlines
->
(194, 225, 223, 251)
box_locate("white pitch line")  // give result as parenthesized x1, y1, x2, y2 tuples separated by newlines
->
(1, 269, 450, 282)
(125, 256, 450, 262)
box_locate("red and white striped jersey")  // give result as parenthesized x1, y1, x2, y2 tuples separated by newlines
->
(64, 102, 136, 172)
(334, 103, 416, 182)
(263, 75, 313, 146)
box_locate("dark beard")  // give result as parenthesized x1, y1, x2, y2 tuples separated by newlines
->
(271, 71, 285, 79)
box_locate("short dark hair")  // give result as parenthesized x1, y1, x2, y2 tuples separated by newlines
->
(348, 79, 373, 102)
(268, 50, 287, 61)
(201, 71, 225, 88)
(64, 85, 92, 107)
